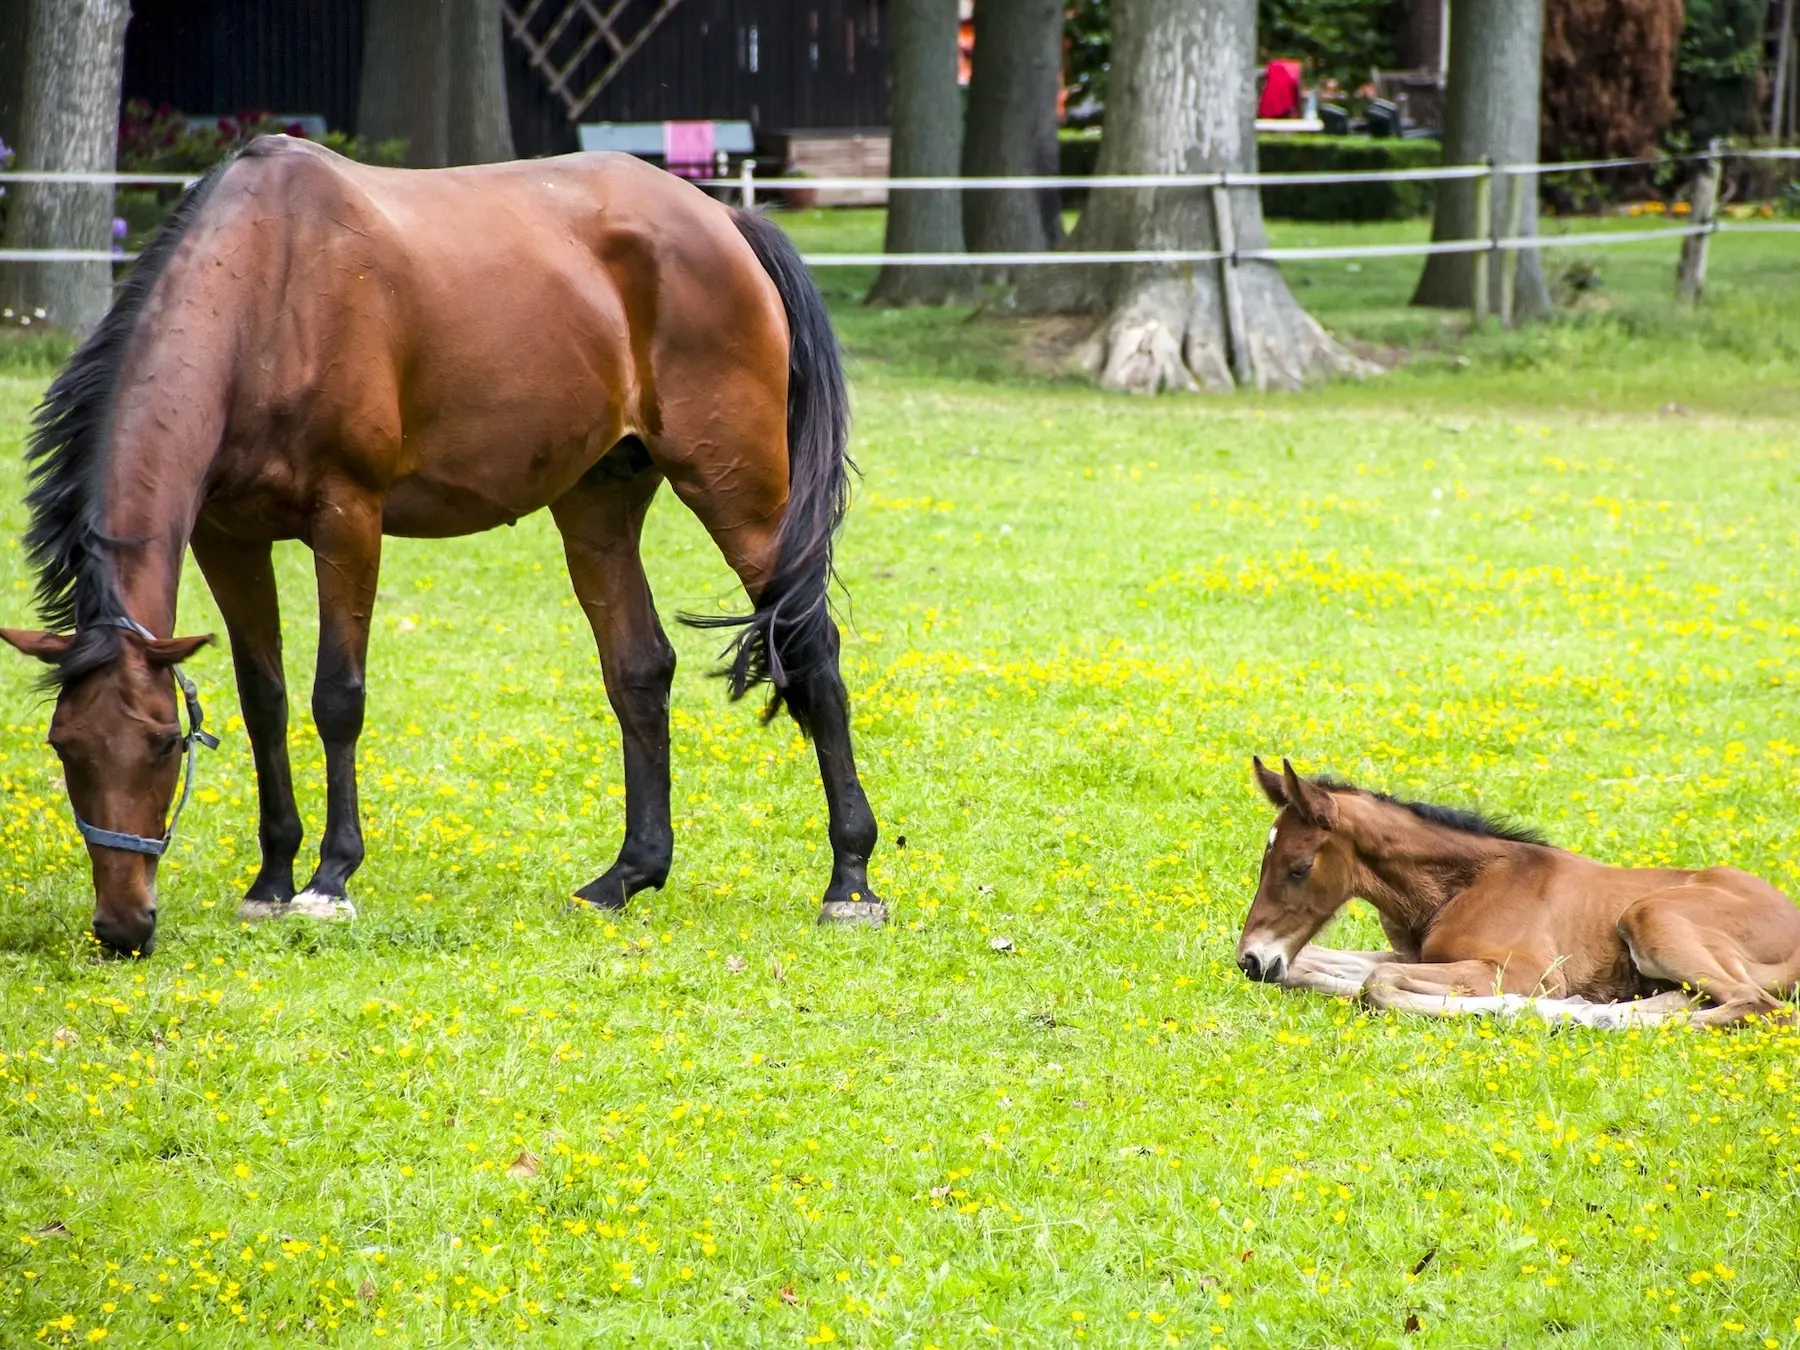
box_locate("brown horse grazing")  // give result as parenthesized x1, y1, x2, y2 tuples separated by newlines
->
(1237, 758, 1800, 1028)
(1, 136, 886, 956)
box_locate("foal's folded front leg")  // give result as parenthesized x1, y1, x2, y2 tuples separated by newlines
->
(1278, 947, 1399, 997)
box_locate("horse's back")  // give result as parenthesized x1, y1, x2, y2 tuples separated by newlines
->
(196, 139, 787, 537)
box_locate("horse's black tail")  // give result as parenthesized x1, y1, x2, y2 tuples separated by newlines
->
(680, 209, 852, 737)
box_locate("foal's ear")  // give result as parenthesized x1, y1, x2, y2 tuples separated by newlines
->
(141, 634, 213, 667)
(0, 628, 75, 665)
(1281, 758, 1338, 829)
(1252, 755, 1288, 807)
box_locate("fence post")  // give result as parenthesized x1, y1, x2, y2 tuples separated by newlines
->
(1470, 158, 1493, 325)
(1497, 170, 1527, 327)
(1676, 139, 1724, 303)
(739, 158, 757, 211)
(1210, 179, 1253, 387)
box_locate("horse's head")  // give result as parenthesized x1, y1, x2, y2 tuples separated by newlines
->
(1237, 757, 1355, 984)
(3, 625, 212, 956)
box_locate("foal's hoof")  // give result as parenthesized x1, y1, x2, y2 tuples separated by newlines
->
(818, 897, 888, 927)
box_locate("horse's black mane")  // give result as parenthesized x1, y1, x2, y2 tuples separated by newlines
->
(1315, 776, 1550, 847)
(22, 154, 235, 687)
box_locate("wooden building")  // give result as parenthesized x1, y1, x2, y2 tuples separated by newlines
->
(119, 0, 892, 160)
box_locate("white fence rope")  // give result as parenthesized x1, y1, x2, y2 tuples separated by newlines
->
(0, 150, 1790, 269)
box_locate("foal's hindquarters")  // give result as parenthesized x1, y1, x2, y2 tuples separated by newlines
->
(1613, 868, 1800, 1027)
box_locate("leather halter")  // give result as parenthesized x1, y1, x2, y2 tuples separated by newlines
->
(68, 616, 220, 857)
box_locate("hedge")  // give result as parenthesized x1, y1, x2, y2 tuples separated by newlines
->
(1057, 131, 1442, 221)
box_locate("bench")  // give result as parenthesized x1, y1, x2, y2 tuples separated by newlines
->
(577, 120, 755, 179)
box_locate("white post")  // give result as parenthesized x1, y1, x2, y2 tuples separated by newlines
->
(739, 158, 757, 210)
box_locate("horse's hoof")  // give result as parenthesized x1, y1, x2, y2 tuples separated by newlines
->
(237, 898, 287, 923)
(289, 890, 357, 922)
(818, 898, 887, 927)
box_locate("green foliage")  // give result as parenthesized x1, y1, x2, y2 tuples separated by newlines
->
(1671, 0, 1768, 145)
(117, 100, 407, 176)
(1257, 135, 1442, 220)
(1256, 0, 1404, 87)
(1063, 0, 1401, 125)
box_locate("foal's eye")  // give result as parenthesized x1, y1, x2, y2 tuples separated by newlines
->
(153, 733, 183, 760)
(1287, 859, 1314, 882)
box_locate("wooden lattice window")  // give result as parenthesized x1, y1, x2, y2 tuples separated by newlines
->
(503, 0, 689, 120)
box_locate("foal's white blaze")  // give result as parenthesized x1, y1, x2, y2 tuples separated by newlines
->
(1266, 826, 1278, 850)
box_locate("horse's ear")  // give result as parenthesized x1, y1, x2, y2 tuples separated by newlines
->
(0, 628, 74, 665)
(1282, 758, 1338, 829)
(142, 634, 213, 667)
(1253, 755, 1288, 808)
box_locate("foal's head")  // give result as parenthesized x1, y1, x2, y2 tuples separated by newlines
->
(3, 626, 211, 955)
(1236, 756, 1357, 984)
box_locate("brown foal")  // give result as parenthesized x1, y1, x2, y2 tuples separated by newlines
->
(1237, 758, 1800, 1028)
(3, 137, 884, 954)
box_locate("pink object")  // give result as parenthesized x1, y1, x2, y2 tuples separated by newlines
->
(663, 121, 716, 178)
(1257, 59, 1303, 120)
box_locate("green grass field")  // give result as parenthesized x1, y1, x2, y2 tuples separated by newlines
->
(2, 219, 1798, 1348)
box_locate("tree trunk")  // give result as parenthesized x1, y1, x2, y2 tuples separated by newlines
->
(1015, 0, 1364, 392)
(866, 0, 973, 305)
(0, 0, 29, 157)
(445, 0, 515, 164)
(1412, 0, 1552, 319)
(961, 0, 1064, 264)
(359, 0, 449, 168)
(0, 0, 131, 338)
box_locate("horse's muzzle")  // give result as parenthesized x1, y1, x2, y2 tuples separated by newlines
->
(93, 908, 156, 957)
(1238, 950, 1285, 984)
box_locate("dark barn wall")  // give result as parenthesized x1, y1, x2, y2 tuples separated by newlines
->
(123, 0, 367, 134)
(125, 0, 890, 161)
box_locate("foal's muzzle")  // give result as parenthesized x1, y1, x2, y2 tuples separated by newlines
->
(1238, 950, 1285, 984)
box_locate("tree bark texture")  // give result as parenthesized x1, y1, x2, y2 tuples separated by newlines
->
(0, 0, 130, 337)
(359, 0, 450, 167)
(1412, 0, 1552, 319)
(866, 0, 973, 305)
(1015, 0, 1363, 392)
(961, 0, 1064, 263)
(446, 0, 515, 164)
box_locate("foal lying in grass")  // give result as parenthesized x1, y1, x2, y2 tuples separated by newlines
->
(1236, 758, 1800, 1028)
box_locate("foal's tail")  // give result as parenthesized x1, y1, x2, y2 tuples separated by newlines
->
(680, 210, 852, 737)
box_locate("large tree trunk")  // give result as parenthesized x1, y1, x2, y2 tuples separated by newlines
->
(445, 0, 515, 164)
(961, 0, 1064, 264)
(1412, 0, 1552, 318)
(866, 0, 973, 305)
(1016, 0, 1363, 392)
(0, 0, 131, 338)
(359, 0, 450, 168)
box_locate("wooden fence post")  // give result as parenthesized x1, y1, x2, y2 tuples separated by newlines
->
(1497, 170, 1527, 327)
(1470, 159, 1493, 325)
(1676, 140, 1723, 303)
(1211, 181, 1253, 387)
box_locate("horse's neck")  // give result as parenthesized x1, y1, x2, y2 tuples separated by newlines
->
(100, 330, 232, 633)
(1346, 805, 1517, 943)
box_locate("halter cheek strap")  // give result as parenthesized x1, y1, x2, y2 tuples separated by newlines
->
(69, 616, 220, 858)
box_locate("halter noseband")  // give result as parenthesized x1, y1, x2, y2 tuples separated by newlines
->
(68, 616, 220, 857)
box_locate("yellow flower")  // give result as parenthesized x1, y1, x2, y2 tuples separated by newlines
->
(805, 1326, 837, 1345)
(86, 1331, 108, 1344)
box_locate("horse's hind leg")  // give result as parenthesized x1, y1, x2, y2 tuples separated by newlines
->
(662, 439, 882, 926)
(190, 525, 303, 912)
(1619, 887, 1799, 1028)
(550, 463, 676, 909)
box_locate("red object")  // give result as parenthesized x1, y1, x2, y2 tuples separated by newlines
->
(1257, 59, 1303, 119)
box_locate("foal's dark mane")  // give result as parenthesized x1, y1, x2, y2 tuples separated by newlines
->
(1316, 776, 1550, 847)
(22, 154, 236, 686)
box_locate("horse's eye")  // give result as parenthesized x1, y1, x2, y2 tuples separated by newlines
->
(1287, 859, 1314, 882)
(153, 732, 183, 760)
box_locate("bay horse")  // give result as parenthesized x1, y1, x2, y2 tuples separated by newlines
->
(1238, 758, 1800, 1028)
(1, 136, 885, 956)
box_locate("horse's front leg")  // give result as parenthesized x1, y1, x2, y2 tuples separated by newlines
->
(1278, 947, 1398, 997)
(190, 526, 303, 912)
(296, 485, 383, 916)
